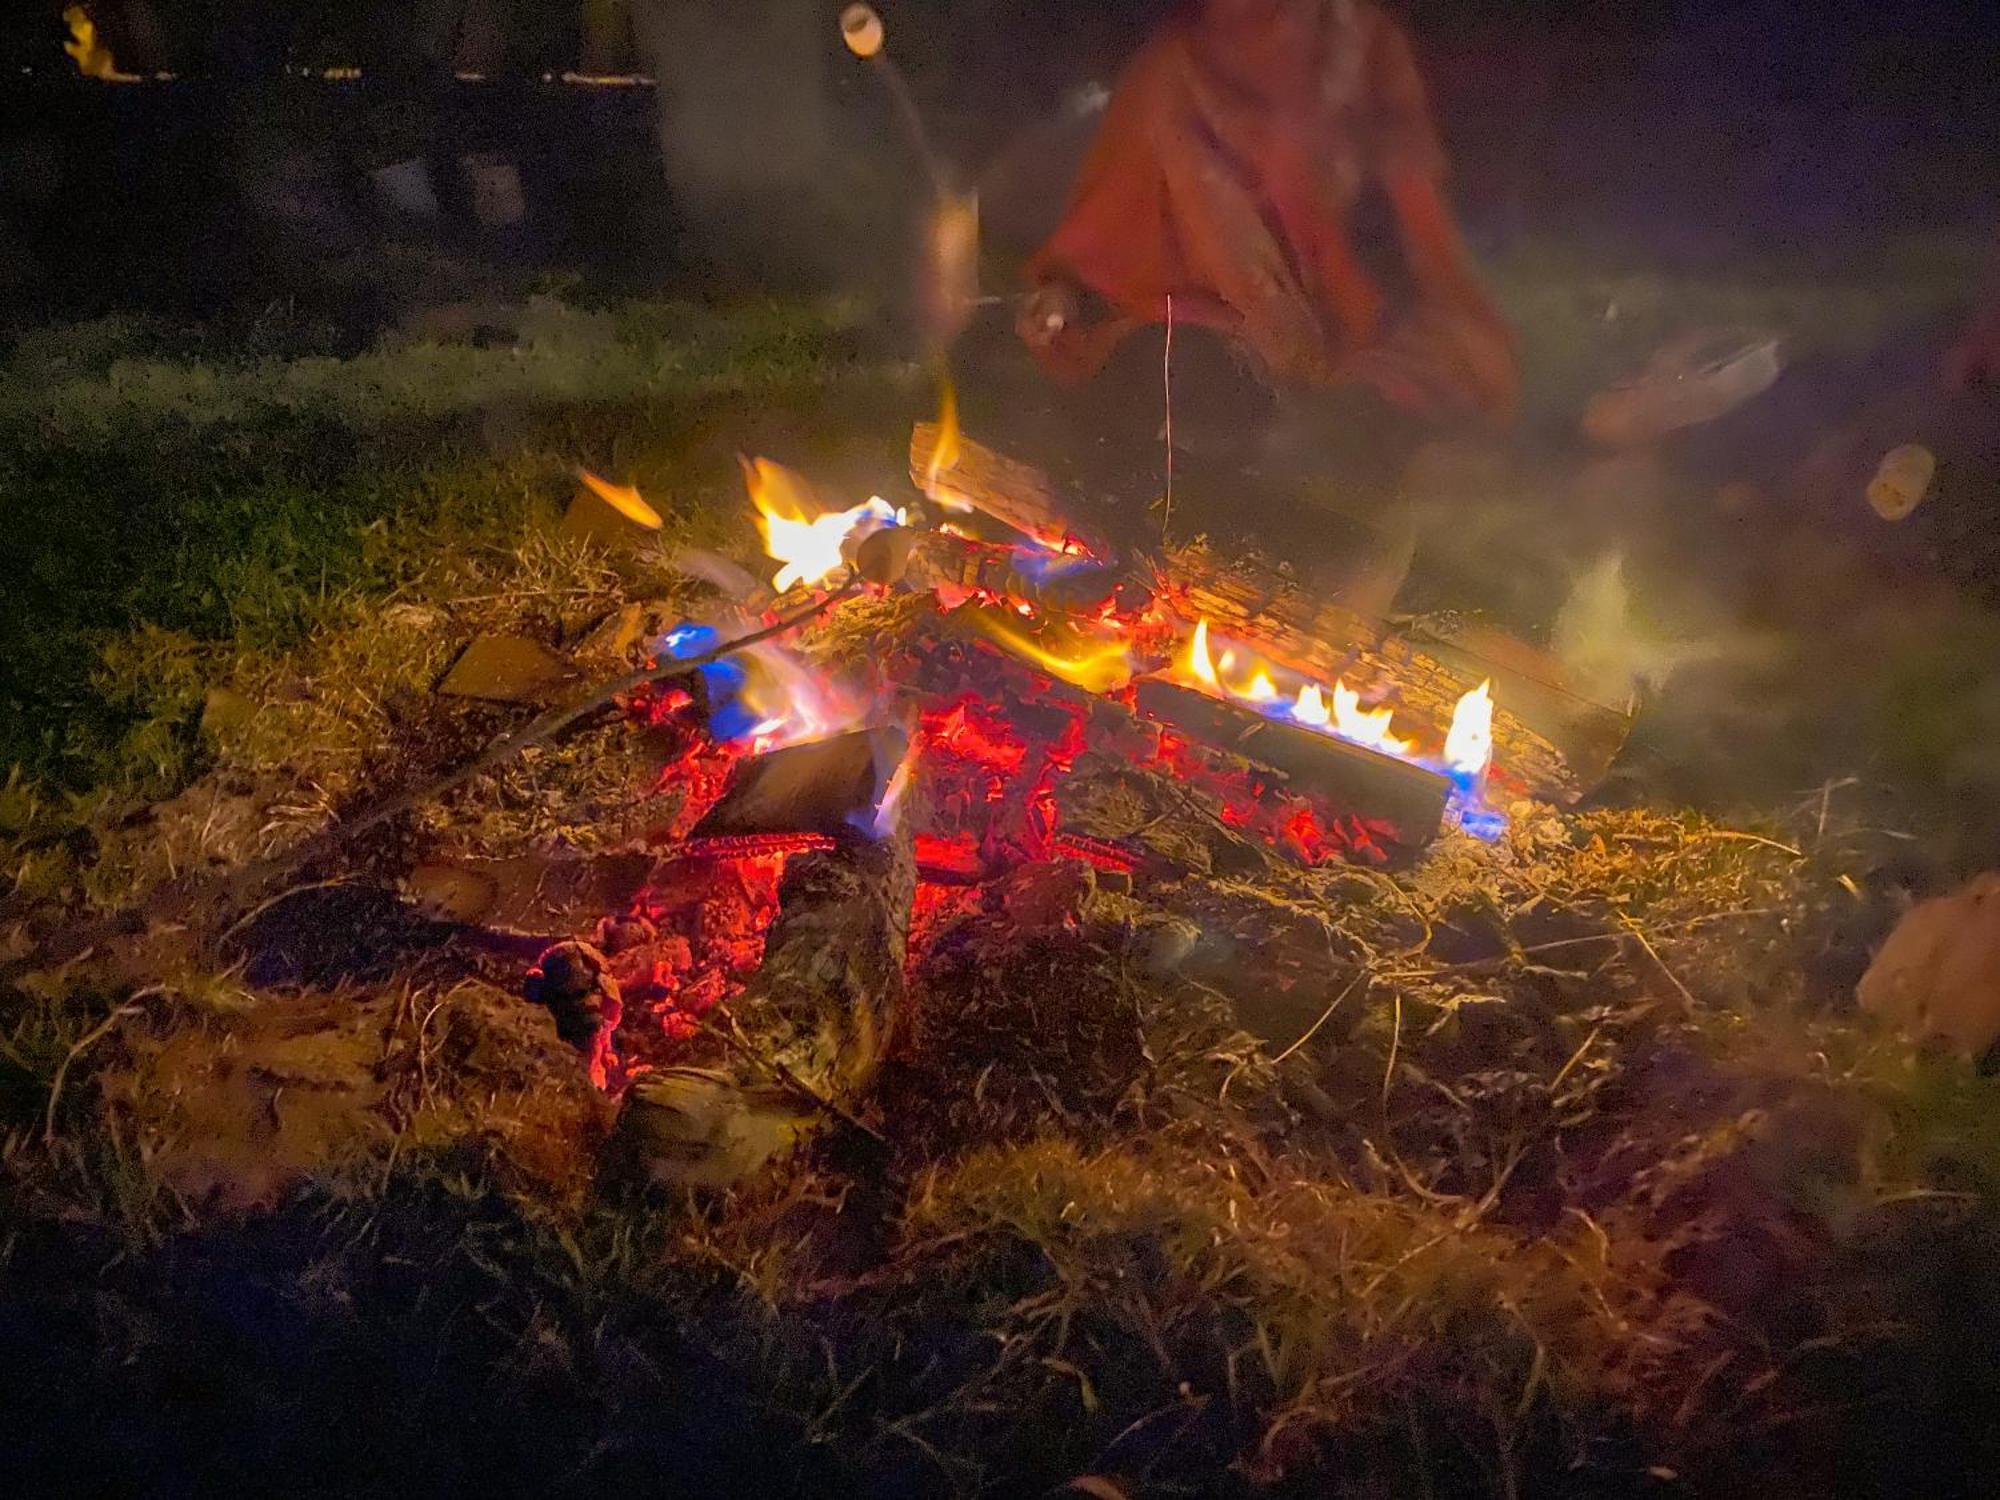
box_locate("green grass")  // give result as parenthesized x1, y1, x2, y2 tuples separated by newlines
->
(0, 293, 901, 796)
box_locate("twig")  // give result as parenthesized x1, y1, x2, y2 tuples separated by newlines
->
(711, 1012, 889, 1149)
(1620, 915, 1699, 1012)
(1381, 987, 1403, 1115)
(15, 580, 860, 978)
(1161, 291, 1175, 542)
(44, 990, 156, 1145)
(218, 875, 356, 946)
(1547, 1023, 1602, 1096)
(1271, 969, 1365, 1065)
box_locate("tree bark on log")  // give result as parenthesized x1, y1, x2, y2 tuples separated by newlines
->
(911, 425, 1632, 804)
(607, 824, 915, 1190)
(1131, 679, 1450, 849)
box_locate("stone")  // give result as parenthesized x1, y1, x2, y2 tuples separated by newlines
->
(524, 941, 622, 1051)
(438, 635, 576, 705)
(562, 474, 664, 549)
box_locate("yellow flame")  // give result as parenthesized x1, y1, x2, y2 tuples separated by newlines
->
(1295, 682, 1331, 727)
(923, 377, 964, 503)
(969, 609, 1133, 694)
(1246, 669, 1278, 703)
(1332, 682, 1415, 758)
(741, 455, 895, 593)
(63, 6, 133, 81)
(1444, 680, 1495, 778)
(1185, 619, 1218, 687)
(578, 469, 663, 530)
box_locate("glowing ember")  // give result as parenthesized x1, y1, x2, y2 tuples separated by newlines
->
(968, 607, 1135, 694)
(741, 456, 899, 593)
(1444, 680, 1495, 780)
(578, 469, 664, 530)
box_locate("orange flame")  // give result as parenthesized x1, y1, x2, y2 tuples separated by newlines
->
(922, 378, 966, 506)
(578, 469, 664, 530)
(1185, 619, 1218, 687)
(741, 455, 898, 593)
(63, 6, 134, 81)
(1176, 618, 1425, 761)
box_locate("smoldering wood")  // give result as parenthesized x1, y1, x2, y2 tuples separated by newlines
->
(606, 820, 917, 1191)
(903, 530, 1141, 616)
(690, 726, 910, 840)
(911, 425, 1632, 804)
(1132, 678, 1450, 850)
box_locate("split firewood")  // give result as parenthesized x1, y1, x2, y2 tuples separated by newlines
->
(912, 424, 1632, 803)
(1131, 678, 1450, 850)
(912, 421, 1119, 559)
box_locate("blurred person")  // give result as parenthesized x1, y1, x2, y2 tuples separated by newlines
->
(629, 0, 851, 290)
(1016, 0, 1516, 572)
(1944, 251, 2000, 392)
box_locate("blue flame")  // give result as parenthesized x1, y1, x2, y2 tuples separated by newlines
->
(1009, 545, 1105, 587)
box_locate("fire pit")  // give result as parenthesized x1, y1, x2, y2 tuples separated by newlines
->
(535, 416, 1634, 1186)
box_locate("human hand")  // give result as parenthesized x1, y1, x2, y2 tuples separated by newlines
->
(1017, 281, 1080, 351)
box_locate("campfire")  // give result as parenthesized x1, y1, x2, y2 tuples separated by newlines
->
(530, 411, 1633, 1175)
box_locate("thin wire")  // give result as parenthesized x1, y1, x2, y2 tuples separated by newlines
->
(1161, 292, 1175, 542)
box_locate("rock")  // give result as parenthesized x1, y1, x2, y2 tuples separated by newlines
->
(438, 635, 576, 705)
(985, 858, 1095, 930)
(1858, 873, 2000, 1055)
(603, 1069, 815, 1192)
(525, 941, 622, 1050)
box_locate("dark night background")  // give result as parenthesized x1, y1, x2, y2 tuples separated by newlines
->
(3, 1, 1997, 327)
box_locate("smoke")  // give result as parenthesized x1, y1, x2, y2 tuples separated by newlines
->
(1551, 552, 1737, 709)
(628, 0, 917, 297)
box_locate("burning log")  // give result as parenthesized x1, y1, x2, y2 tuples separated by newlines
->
(690, 726, 909, 841)
(606, 810, 916, 1190)
(1165, 544, 1622, 804)
(912, 421, 1119, 560)
(903, 529, 1137, 617)
(1132, 679, 1449, 851)
(911, 425, 1633, 804)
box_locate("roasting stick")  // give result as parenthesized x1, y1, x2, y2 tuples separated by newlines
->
(12, 579, 866, 979)
(841, 4, 951, 199)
